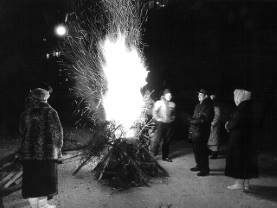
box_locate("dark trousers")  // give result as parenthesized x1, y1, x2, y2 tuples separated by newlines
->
(192, 142, 209, 172)
(151, 122, 173, 158)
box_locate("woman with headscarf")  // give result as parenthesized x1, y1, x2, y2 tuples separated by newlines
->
(19, 88, 63, 208)
(225, 89, 259, 191)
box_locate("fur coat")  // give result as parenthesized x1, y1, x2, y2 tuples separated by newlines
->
(19, 99, 63, 160)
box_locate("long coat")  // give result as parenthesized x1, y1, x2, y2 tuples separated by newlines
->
(225, 100, 258, 179)
(188, 98, 214, 143)
(19, 100, 63, 160)
(208, 105, 221, 150)
(19, 99, 63, 198)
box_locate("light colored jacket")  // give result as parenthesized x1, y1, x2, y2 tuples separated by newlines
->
(152, 99, 175, 123)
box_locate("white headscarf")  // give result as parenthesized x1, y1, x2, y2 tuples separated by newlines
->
(233, 89, 252, 106)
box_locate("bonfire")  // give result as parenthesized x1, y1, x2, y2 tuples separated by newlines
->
(62, 0, 168, 189)
(0, 0, 168, 201)
(73, 118, 167, 189)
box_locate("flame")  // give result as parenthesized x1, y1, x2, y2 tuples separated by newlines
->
(100, 32, 148, 136)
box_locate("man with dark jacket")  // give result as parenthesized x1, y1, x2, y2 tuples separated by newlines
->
(188, 89, 214, 176)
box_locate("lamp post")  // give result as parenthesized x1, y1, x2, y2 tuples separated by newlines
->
(54, 24, 68, 37)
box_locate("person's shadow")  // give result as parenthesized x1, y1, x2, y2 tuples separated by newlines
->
(245, 185, 277, 202)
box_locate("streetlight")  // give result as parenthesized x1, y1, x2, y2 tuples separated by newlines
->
(54, 24, 68, 37)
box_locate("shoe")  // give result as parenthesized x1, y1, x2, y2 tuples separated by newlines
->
(28, 198, 38, 208)
(38, 198, 56, 208)
(227, 183, 243, 190)
(243, 185, 250, 192)
(243, 180, 250, 192)
(162, 157, 173, 162)
(197, 171, 209, 176)
(190, 167, 200, 172)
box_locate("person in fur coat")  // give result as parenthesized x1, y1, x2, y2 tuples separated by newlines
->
(19, 88, 63, 208)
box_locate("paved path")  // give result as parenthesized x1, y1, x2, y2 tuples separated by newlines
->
(3, 141, 277, 208)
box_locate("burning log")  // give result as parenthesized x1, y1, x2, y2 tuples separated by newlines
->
(93, 138, 168, 189)
(73, 121, 168, 189)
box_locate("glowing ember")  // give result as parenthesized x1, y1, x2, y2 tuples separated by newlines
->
(101, 32, 148, 135)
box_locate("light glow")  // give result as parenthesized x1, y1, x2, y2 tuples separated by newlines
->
(101, 32, 148, 136)
(55, 24, 67, 37)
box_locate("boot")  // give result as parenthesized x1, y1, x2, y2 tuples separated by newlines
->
(28, 198, 38, 208)
(38, 197, 56, 208)
(227, 179, 243, 190)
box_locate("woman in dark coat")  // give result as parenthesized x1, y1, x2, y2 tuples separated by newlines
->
(19, 88, 63, 208)
(225, 89, 258, 191)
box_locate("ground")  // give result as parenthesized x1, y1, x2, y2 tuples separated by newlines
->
(2, 139, 277, 208)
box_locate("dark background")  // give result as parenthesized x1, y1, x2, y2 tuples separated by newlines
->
(0, 0, 276, 149)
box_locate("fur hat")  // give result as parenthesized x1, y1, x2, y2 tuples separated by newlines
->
(30, 88, 50, 101)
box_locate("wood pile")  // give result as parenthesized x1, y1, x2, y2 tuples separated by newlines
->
(0, 152, 22, 208)
(93, 138, 168, 189)
(73, 120, 168, 189)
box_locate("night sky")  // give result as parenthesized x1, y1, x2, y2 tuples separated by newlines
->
(144, 1, 276, 97)
(0, 0, 276, 140)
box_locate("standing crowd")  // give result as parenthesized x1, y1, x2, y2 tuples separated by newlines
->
(150, 87, 259, 191)
(17, 86, 259, 208)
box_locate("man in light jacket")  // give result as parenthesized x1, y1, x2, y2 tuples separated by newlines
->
(151, 89, 175, 162)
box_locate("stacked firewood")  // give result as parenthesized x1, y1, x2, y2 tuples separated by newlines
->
(73, 120, 168, 189)
(93, 138, 168, 189)
(0, 152, 22, 207)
